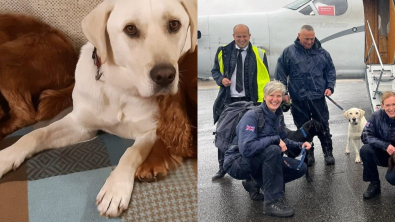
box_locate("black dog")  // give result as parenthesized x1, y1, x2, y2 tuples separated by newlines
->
(285, 119, 324, 182)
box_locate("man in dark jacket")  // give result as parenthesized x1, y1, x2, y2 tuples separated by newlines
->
(275, 25, 336, 166)
(360, 91, 395, 199)
(223, 80, 311, 218)
(211, 24, 270, 180)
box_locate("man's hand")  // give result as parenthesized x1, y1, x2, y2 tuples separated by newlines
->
(279, 139, 287, 152)
(221, 78, 232, 87)
(283, 95, 290, 103)
(387, 144, 395, 155)
(302, 142, 312, 150)
(324, 89, 332, 96)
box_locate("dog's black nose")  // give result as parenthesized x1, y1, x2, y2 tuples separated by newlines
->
(150, 64, 176, 86)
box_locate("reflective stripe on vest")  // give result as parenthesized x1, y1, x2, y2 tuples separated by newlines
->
(218, 49, 224, 74)
(252, 46, 270, 103)
(217, 46, 270, 102)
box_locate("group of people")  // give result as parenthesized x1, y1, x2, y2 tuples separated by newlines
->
(210, 24, 395, 218)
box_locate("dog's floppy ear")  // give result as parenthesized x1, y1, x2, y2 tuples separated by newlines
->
(81, 0, 116, 64)
(359, 109, 365, 118)
(343, 110, 349, 119)
(179, 0, 197, 53)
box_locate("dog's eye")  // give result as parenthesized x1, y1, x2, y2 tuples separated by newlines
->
(356, 112, 359, 114)
(124, 25, 138, 37)
(168, 20, 180, 32)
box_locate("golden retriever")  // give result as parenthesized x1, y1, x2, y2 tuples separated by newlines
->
(136, 48, 197, 181)
(0, 0, 196, 217)
(0, 13, 77, 140)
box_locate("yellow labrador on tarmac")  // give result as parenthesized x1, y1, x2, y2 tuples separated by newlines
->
(0, 0, 196, 217)
(343, 108, 367, 163)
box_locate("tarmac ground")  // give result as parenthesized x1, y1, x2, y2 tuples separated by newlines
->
(198, 79, 394, 222)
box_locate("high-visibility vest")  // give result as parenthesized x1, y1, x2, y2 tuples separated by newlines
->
(217, 46, 270, 102)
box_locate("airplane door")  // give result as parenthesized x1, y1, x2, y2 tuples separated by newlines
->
(198, 35, 212, 79)
(198, 16, 213, 79)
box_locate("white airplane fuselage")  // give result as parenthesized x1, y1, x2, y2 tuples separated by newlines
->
(198, 0, 365, 79)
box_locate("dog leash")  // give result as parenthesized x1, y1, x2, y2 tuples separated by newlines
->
(325, 95, 344, 110)
(283, 147, 306, 170)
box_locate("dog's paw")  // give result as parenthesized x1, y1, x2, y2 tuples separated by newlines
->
(136, 153, 183, 182)
(345, 149, 350, 154)
(0, 147, 26, 179)
(135, 139, 183, 182)
(355, 158, 361, 163)
(136, 162, 168, 182)
(96, 170, 134, 217)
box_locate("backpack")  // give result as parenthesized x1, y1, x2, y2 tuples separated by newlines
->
(213, 101, 265, 153)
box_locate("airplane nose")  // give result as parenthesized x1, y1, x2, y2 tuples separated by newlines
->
(150, 64, 176, 86)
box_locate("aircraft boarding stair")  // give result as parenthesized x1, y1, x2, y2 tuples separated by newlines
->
(365, 64, 395, 111)
(364, 0, 395, 112)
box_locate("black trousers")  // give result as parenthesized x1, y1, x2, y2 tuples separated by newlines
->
(223, 145, 307, 203)
(360, 144, 395, 185)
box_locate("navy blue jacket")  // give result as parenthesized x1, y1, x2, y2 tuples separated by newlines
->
(275, 37, 336, 100)
(362, 109, 395, 150)
(211, 41, 269, 123)
(226, 102, 302, 158)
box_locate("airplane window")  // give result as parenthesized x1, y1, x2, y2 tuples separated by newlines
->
(313, 0, 348, 16)
(284, 0, 311, 10)
(299, 5, 314, 15)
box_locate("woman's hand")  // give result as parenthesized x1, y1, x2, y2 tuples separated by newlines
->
(279, 139, 287, 152)
(387, 144, 395, 155)
(302, 142, 312, 150)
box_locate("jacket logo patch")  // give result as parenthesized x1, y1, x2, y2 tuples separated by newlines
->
(246, 125, 255, 132)
(366, 122, 370, 127)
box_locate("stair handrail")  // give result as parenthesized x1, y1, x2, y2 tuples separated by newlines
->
(366, 20, 384, 70)
(366, 20, 385, 99)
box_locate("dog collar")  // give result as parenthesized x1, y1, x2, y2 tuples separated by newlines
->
(92, 48, 103, 80)
(300, 127, 308, 138)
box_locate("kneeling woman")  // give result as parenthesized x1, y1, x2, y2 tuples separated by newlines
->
(360, 91, 395, 199)
(223, 80, 311, 218)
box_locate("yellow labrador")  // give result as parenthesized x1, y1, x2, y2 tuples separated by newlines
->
(343, 108, 367, 163)
(0, 0, 196, 217)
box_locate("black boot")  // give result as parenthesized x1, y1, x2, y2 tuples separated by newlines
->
(264, 197, 295, 218)
(212, 150, 226, 180)
(242, 179, 264, 201)
(323, 151, 335, 165)
(306, 144, 315, 166)
(212, 168, 226, 180)
(363, 181, 381, 199)
(322, 143, 335, 165)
